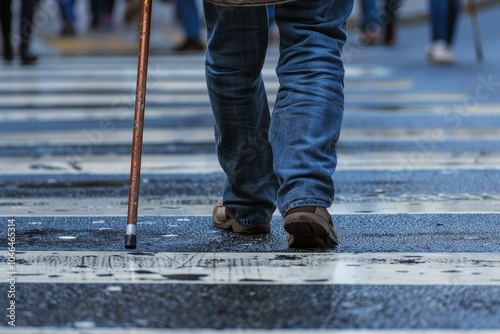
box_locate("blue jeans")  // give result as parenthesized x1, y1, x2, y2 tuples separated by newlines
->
(57, 0, 77, 24)
(360, 0, 379, 32)
(429, 0, 460, 44)
(204, 0, 354, 226)
(176, 0, 200, 40)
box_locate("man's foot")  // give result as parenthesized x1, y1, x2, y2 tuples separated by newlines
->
(284, 206, 338, 248)
(426, 40, 455, 65)
(212, 199, 270, 234)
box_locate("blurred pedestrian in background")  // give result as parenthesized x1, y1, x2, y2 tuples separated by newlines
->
(173, 0, 204, 52)
(426, 0, 461, 64)
(57, 0, 77, 36)
(359, 0, 401, 45)
(0, 0, 38, 64)
(57, 0, 113, 36)
(123, 0, 142, 25)
(89, 0, 115, 30)
(123, 0, 204, 52)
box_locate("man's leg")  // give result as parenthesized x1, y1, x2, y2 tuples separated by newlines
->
(271, 0, 354, 246)
(204, 3, 279, 228)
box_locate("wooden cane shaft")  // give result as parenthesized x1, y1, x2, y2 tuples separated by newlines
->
(127, 0, 153, 229)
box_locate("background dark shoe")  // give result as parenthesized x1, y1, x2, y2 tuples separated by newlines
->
(384, 22, 396, 45)
(3, 42, 13, 62)
(173, 39, 206, 53)
(284, 206, 338, 248)
(60, 24, 76, 37)
(21, 52, 38, 65)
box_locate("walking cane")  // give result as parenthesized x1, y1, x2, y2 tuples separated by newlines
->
(125, 0, 153, 249)
(467, 0, 483, 63)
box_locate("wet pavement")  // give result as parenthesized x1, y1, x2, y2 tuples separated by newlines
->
(1, 2, 500, 333)
(1, 214, 499, 252)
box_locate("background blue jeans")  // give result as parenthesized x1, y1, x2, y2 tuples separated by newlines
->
(176, 0, 201, 40)
(429, 0, 460, 44)
(57, 0, 77, 25)
(360, 0, 401, 32)
(204, 0, 354, 226)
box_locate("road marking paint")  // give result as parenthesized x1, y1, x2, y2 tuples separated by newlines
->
(0, 63, 391, 79)
(0, 107, 212, 122)
(0, 92, 467, 107)
(2, 152, 500, 176)
(2, 128, 500, 147)
(0, 252, 498, 285)
(0, 67, 272, 78)
(0, 128, 215, 145)
(0, 80, 412, 92)
(2, 196, 500, 216)
(3, 103, 500, 123)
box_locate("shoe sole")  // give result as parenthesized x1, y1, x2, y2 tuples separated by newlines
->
(284, 212, 338, 248)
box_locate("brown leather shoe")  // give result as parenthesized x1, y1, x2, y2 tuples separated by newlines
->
(212, 200, 270, 234)
(284, 206, 338, 248)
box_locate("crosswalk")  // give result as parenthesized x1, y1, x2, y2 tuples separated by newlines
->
(1, 52, 499, 333)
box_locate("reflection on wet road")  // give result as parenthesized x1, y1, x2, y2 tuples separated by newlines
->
(2, 252, 499, 285)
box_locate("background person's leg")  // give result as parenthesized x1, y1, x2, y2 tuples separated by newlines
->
(0, 0, 13, 60)
(446, 0, 461, 45)
(382, 0, 401, 44)
(427, 0, 456, 64)
(429, 0, 447, 42)
(359, 0, 380, 42)
(57, 0, 77, 36)
(175, 0, 204, 51)
(19, 0, 38, 64)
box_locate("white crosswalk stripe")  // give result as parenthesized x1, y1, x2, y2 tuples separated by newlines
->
(3, 251, 500, 285)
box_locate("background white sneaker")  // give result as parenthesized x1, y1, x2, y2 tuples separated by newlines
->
(426, 40, 456, 65)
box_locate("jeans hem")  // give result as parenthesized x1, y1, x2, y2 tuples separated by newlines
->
(281, 198, 332, 217)
(237, 220, 272, 227)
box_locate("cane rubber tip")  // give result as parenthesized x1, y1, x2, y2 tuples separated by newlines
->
(124, 235, 137, 249)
